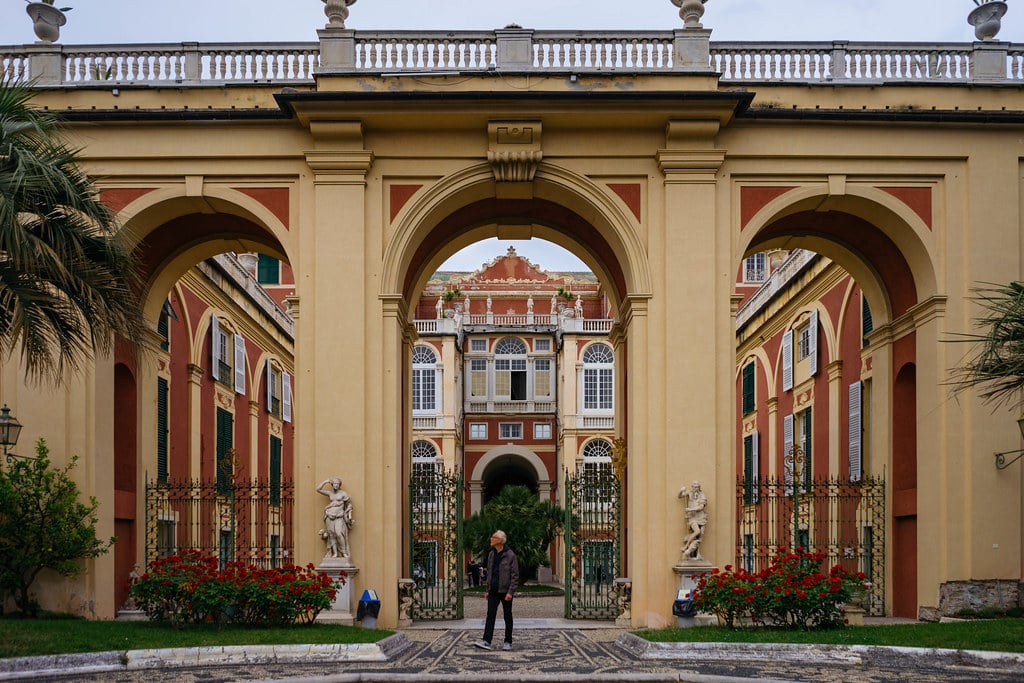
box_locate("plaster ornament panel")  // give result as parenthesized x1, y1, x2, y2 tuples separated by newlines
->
(487, 121, 543, 183)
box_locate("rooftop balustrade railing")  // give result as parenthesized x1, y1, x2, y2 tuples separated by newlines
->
(2, 33, 1022, 86)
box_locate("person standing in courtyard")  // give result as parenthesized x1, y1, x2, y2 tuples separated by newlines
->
(474, 530, 519, 651)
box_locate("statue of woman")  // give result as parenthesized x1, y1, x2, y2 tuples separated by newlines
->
(317, 478, 354, 559)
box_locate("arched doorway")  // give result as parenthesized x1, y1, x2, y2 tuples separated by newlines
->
(110, 187, 296, 611)
(482, 454, 539, 504)
(737, 185, 937, 618)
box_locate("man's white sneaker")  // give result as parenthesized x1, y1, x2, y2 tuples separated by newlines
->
(473, 640, 492, 650)
(501, 642, 512, 651)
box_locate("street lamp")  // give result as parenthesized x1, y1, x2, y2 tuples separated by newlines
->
(0, 404, 22, 464)
(993, 414, 1024, 469)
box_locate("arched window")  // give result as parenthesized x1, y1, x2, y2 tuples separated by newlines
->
(495, 337, 527, 400)
(412, 345, 440, 414)
(581, 439, 614, 509)
(411, 440, 440, 508)
(582, 343, 614, 412)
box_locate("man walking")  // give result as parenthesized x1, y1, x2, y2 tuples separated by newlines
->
(474, 530, 519, 651)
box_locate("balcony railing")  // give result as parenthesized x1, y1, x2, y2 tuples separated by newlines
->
(415, 314, 613, 336)
(3, 34, 1022, 86)
(466, 400, 556, 414)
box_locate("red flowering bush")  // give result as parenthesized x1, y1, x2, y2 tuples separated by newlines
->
(128, 549, 340, 627)
(695, 548, 866, 630)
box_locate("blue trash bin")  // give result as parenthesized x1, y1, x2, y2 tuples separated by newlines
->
(357, 589, 381, 628)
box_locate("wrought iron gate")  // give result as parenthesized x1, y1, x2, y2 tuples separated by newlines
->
(144, 479, 293, 568)
(408, 465, 463, 620)
(564, 466, 622, 619)
(736, 476, 886, 615)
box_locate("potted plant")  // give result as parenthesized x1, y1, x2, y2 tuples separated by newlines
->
(25, 0, 71, 43)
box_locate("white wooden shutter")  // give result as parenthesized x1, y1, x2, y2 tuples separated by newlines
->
(808, 309, 819, 376)
(782, 329, 794, 391)
(751, 430, 760, 503)
(848, 381, 863, 482)
(282, 372, 292, 423)
(233, 334, 246, 394)
(783, 413, 795, 494)
(211, 315, 222, 382)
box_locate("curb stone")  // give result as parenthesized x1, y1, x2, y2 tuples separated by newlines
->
(0, 634, 412, 680)
(617, 632, 1024, 674)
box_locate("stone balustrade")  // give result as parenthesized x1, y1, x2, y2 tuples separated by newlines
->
(2, 33, 1022, 85)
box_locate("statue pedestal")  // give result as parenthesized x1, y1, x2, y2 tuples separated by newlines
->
(673, 559, 716, 627)
(315, 557, 358, 625)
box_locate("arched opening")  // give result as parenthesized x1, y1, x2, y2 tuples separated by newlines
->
(737, 196, 932, 619)
(108, 189, 298, 612)
(482, 454, 539, 504)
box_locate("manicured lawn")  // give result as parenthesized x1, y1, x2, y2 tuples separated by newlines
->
(0, 618, 392, 659)
(636, 619, 1024, 653)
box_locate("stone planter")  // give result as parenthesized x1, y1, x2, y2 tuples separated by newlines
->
(968, 1, 1008, 41)
(671, 0, 707, 29)
(25, 2, 67, 43)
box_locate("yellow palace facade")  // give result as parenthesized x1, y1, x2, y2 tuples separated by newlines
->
(2, 3, 1024, 627)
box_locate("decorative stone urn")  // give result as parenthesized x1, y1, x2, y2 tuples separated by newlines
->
(323, 0, 357, 29)
(671, 0, 708, 29)
(25, 1, 68, 43)
(968, 1, 1008, 41)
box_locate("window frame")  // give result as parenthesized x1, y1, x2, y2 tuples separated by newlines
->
(498, 422, 523, 440)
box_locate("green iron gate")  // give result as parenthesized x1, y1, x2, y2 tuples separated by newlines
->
(564, 465, 622, 619)
(408, 465, 463, 620)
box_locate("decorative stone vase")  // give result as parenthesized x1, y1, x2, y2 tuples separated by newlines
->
(968, 1, 1008, 41)
(25, 2, 67, 43)
(323, 0, 357, 29)
(671, 0, 707, 30)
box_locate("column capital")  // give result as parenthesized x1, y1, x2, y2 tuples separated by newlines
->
(187, 363, 205, 384)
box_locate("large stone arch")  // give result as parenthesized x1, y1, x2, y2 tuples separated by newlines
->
(381, 162, 652, 308)
(737, 184, 939, 323)
(735, 185, 941, 618)
(114, 187, 294, 324)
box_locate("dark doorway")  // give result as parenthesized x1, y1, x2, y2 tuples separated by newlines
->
(482, 455, 538, 504)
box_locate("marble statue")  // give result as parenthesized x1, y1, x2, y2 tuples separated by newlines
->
(678, 480, 707, 560)
(317, 478, 354, 560)
(436, 295, 443, 319)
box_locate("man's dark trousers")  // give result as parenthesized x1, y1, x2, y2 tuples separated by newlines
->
(482, 592, 513, 644)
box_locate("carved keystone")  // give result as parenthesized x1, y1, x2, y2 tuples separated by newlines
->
(487, 121, 543, 184)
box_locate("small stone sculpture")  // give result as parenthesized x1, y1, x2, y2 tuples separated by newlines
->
(679, 480, 707, 560)
(317, 478, 354, 560)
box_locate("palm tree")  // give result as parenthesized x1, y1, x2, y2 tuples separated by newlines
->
(0, 81, 143, 383)
(949, 281, 1024, 407)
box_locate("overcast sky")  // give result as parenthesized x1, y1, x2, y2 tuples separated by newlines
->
(2, 0, 1016, 270)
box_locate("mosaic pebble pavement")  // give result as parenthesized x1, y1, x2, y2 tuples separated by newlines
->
(41, 627, 1024, 683)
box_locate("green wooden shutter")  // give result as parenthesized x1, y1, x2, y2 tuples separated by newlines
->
(270, 435, 282, 506)
(157, 377, 169, 483)
(742, 362, 755, 415)
(216, 408, 234, 495)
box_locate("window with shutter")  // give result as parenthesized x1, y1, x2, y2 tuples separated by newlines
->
(742, 362, 756, 415)
(808, 309, 818, 376)
(781, 330, 793, 391)
(282, 373, 292, 423)
(848, 381, 863, 482)
(157, 377, 169, 483)
(534, 359, 551, 397)
(216, 408, 234, 496)
(257, 254, 280, 285)
(470, 359, 487, 397)
(800, 407, 812, 491)
(269, 435, 282, 506)
(233, 334, 246, 394)
(862, 295, 873, 348)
